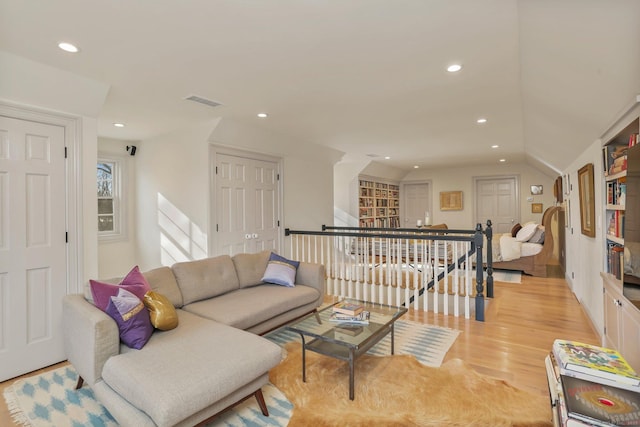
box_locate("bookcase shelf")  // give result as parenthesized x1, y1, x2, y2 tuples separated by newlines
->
(358, 177, 400, 228)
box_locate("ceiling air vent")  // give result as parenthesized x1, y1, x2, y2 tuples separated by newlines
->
(184, 95, 223, 108)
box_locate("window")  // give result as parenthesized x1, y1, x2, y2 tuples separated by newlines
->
(97, 156, 126, 241)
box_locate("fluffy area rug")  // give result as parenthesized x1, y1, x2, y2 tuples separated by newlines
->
(270, 342, 553, 427)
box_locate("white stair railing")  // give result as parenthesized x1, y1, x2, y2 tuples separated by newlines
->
(286, 225, 489, 321)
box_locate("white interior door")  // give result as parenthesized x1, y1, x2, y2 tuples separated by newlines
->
(0, 116, 67, 381)
(215, 151, 280, 256)
(402, 182, 431, 227)
(475, 176, 519, 233)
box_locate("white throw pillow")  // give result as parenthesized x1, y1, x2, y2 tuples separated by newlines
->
(527, 225, 545, 244)
(515, 222, 538, 242)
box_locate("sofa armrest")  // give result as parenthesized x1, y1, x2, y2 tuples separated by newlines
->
(296, 262, 326, 306)
(63, 294, 120, 386)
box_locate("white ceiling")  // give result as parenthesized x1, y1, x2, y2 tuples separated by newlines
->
(1, 0, 639, 173)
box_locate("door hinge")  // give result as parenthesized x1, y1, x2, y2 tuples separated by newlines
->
(215, 166, 218, 174)
(65, 232, 68, 243)
(277, 173, 280, 181)
(277, 220, 280, 227)
(216, 224, 219, 232)
(64, 147, 68, 158)
(571, 271, 575, 279)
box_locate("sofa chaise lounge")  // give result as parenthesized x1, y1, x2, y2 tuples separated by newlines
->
(63, 250, 325, 426)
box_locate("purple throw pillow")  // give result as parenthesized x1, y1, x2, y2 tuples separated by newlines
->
(90, 265, 152, 312)
(105, 288, 153, 350)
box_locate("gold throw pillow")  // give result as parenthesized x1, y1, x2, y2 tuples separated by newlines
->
(143, 291, 179, 330)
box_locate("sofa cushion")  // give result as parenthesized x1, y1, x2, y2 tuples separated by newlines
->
(102, 310, 282, 427)
(142, 266, 183, 308)
(261, 252, 300, 287)
(105, 288, 154, 350)
(182, 284, 320, 330)
(232, 250, 270, 288)
(172, 255, 239, 305)
(90, 266, 152, 311)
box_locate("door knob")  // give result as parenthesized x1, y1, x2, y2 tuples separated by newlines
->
(252, 233, 259, 239)
(245, 234, 251, 239)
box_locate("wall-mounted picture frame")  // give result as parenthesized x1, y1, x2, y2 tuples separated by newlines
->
(578, 163, 595, 237)
(530, 185, 543, 195)
(531, 203, 543, 213)
(440, 191, 463, 211)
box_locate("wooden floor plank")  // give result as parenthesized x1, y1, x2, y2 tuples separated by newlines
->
(0, 270, 600, 425)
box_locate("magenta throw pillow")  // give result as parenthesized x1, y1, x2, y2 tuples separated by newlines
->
(105, 288, 153, 350)
(90, 265, 152, 312)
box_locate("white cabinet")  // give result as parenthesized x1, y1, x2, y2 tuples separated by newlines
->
(602, 273, 640, 372)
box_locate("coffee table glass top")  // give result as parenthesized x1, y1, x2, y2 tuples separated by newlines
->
(286, 299, 407, 349)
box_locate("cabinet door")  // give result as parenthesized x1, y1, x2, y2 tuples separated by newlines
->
(621, 301, 640, 372)
(603, 286, 621, 350)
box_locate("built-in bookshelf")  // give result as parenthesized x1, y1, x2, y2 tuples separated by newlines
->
(358, 178, 400, 228)
(602, 122, 638, 279)
(601, 100, 640, 371)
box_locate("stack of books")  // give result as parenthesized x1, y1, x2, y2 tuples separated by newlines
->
(545, 339, 640, 426)
(329, 301, 369, 325)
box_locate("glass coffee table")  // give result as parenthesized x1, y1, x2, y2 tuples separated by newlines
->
(285, 299, 407, 400)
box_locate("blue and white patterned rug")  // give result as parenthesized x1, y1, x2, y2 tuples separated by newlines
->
(3, 320, 459, 426)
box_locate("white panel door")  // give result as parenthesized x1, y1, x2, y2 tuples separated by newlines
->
(0, 116, 67, 381)
(216, 153, 280, 256)
(475, 177, 518, 233)
(402, 182, 430, 227)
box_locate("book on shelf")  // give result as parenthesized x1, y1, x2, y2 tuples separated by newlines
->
(552, 339, 640, 392)
(332, 301, 364, 316)
(329, 311, 370, 325)
(561, 374, 640, 427)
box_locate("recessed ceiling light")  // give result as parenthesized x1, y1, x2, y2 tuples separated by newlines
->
(447, 64, 462, 73)
(491, 145, 499, 149)
(384, 156, 391, 160)
(58, 42, 79, 53)
(477, 118, 487, 124)
(257, 113, 268, 118)
(113, 123, 125, 128)
(499, 159, 506, 163)
(413, 165, 419, 169)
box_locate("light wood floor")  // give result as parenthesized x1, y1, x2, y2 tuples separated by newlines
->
(0, 267, 599, 425)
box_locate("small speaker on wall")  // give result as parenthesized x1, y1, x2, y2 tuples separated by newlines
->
(126, 145, 137, 156)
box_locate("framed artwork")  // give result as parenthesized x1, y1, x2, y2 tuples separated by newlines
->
(578, 163, 595, 237)
(531, 203, 543, 213)
(530, 185, 543, 195)
(440, 191, 463, 211)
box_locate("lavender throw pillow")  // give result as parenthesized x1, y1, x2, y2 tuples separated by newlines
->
(90, 265, 152, 312)
(105, 288, 153, 350)
(261, 252, 300, 287)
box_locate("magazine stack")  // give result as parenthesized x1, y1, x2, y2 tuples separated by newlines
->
(545, 339, 640, 426)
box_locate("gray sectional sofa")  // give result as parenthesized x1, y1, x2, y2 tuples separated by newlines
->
(62, 250, 325, 427)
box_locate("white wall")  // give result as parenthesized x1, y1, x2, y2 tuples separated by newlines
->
(97, 138, 139, 278)
(134, 117, 343, 270)
(135, 119, 218, 271)
(563, 139, 605, 335)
